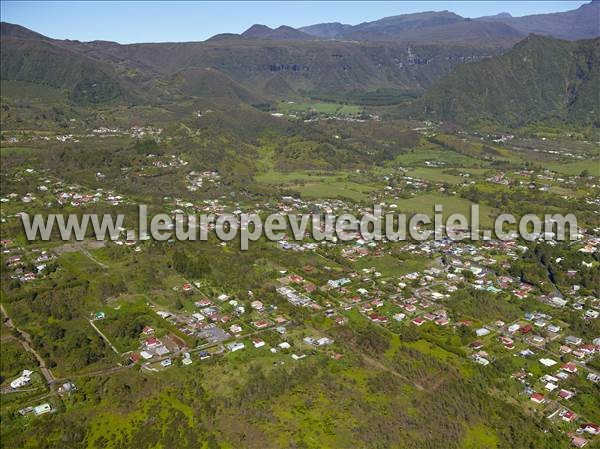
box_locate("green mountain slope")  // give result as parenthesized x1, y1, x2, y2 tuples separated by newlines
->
(0, 22, 504, 105)
(0, 36, 125, 105)
(411, 35, 600, 127)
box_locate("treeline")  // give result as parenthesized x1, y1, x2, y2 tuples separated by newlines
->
(172, 250, 211, 280)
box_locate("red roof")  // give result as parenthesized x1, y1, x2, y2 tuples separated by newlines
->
(582, 423, 600, 434)
(530, 393, 544, 402)
(559, 389, 574, 399)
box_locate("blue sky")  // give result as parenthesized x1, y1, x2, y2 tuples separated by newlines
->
(1, 1, 589, 43)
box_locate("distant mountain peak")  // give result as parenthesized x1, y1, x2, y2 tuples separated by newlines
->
(1, 21, 49, 40)
(477, 12, 513, 20)
(241, 23, 315, 40)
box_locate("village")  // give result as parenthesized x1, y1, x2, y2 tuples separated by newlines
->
(1, 123, 599, 448)
(2, 188, 599, 446)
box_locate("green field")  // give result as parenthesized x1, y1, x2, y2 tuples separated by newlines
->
(544, 159, 600, 177)
(256, 169, 379, 202)
(277, 101, 362, 116)
(388, 192, 495, 227)
(392, 148, 487, 168)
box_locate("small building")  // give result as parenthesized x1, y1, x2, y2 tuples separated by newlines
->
(33, 403, 52, 415)
(226, 342, 245, 352)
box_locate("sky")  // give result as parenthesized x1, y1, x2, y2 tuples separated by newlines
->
(1, 1, 590, 43)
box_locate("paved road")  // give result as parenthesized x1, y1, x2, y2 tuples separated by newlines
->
(1, 304, 56, 386)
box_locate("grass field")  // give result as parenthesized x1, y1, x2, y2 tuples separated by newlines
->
(277, 101, 362, 116)
(388, 192, 495, 227)
(392, 148, 486, 168)
(544, 159, 600, 177)
(352, 254, 430, 278)
(256, 169, 379, 202)
(405, 167, 466, 184)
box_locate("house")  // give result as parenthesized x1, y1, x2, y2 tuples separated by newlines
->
(472, 355, 489, 366)
(412, 317, 425, 326)
(182, 283, 193, 292)
(539, 358, 557, 367)
(141, 326, 154, 335)
(565, 336, 583, 346)
(547, 324, 561, 333)
(507, 323, 521, 334)
(475, 328, 490, 337)
(33, 403, 52, 415)
(530, 393, 545, 404)
(144, 336, 160, 348)
(585, 310, 599, 319)
(316, 337, 333, 346)
(582, 423, 600, 435)
(278, 342, 291, 349)
(328, 278, 350, 289)
(560, 409, 577, 422)
(160, 358, 172, 367)
(252, 320, 269, 329)
(531, 335, 545, 346)
(500, 336, 514, 349)
(435, 317, 449, 326)
(580, 344, 596, 355)
(229, 324, 242, 334)
(226, 342, 245, 352)
(369, 313, 388, 324)
(519, 349, 535, 358)
(250, 300, 264, 311)
(469, 341, 484, 350)
(588, 373, 600, 383)
(558, 389, 575, 400)
(520, 324, 533, 334)
(562, 362, 578, 374)
(571, 436, 588, 448)
(303, 337, 315, 345)
(10, 370, 33, 389)
(59, 382, 76, 394)
(252, 339, 265, 348)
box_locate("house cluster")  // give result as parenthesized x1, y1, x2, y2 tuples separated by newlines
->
(18, 403, 53, 417)
(186, 170, 221, 192)
(130, 330, 186, 366)
(144, 154, 188, 170)
(91, 126, 162, 139)
(2, 241, 55, 284)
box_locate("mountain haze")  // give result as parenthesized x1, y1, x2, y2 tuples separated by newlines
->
(301, 3, 600, 42)
(476, 1, 600, 41)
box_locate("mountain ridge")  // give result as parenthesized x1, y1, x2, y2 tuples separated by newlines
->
(409, 34, 600, 126)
